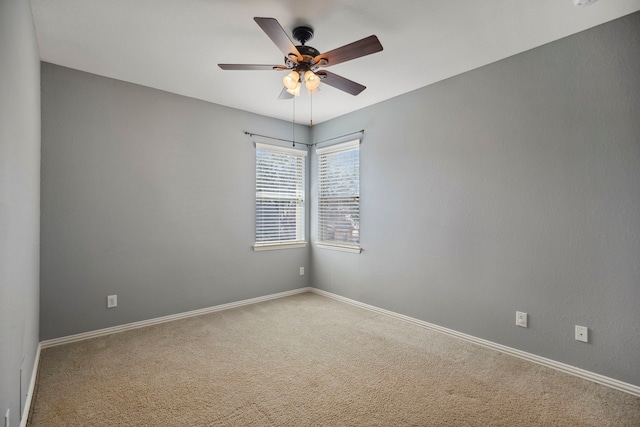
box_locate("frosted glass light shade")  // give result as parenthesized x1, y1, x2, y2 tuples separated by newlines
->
(286, 81, 301, 96)
(282, 71, 300, 90)
(304, 70, 321, 90)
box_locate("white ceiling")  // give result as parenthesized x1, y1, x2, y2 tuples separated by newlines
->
(30, 0, 640, 125)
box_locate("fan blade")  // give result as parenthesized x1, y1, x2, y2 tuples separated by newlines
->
(254, 17, 303, 61)
(278, 87, 294, 100)
(314, 35, 383, 67)
(316, 71, 366, 96)
(218, 64, 287, 71)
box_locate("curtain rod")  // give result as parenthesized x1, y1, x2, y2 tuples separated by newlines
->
(244, 129, 364, 148)
(244, 131, 312, 147)
(314, 130, 364, 145)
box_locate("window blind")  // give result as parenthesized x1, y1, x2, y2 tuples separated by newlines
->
(255, 143, 307, 249)
(317, 139, 360, 251)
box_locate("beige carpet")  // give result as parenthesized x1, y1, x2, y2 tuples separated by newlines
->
(28, 292, 640, 426)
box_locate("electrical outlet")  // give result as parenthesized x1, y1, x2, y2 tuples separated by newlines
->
(575, 325, 588, 343)
(299, 267, 304, 276)
(107, 295, 117, 308)
(516, 311, 528, 328)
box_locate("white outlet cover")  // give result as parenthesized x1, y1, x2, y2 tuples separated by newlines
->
(107, 295, 117, 308)
(516, 311, 528, 328)
(575, 325, 588, 343)
(299, 267, 304, 276)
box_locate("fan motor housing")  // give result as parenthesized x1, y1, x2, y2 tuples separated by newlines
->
(297, 45, 320, 59)
(285, 45, 321, 71)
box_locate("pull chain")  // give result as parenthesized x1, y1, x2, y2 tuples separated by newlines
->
(292, 96, 296, 147)
(310, 90, 313, 127)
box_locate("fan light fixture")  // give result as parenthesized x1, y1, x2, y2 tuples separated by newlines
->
(283, 70, 321, 96)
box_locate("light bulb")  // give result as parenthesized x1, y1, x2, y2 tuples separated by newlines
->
(282, 71, 300, 90)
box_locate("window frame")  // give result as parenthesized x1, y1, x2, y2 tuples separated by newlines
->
(254, 142, 307, 251)
(316, 139, 361, 254)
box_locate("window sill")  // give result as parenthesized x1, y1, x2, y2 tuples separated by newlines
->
(253, 242, 308, 251)
(316, 243, 362, 254)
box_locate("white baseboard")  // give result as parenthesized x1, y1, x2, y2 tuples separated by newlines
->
(309, 288, 640, 397)
(20, 343, 41, 427)
(40, 287, 312, 349)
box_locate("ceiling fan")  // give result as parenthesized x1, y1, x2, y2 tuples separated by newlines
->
(219, 17, 383, 99)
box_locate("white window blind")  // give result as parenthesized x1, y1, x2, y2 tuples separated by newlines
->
(317, 139, 360, 252)
(255, 143, 307, 250)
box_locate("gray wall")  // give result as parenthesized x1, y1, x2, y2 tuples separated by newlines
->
(310, 12, 640, 386)
(0, 0, 41, 425)
(40, 64, 311, 340)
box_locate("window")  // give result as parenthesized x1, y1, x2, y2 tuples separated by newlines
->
(254, 143, 307, 250)
(317, 139, 361, 253)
